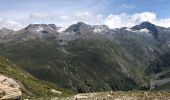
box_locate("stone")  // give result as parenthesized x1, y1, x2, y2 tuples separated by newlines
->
(50, 89, 62, 94)
(0, 74, 22, 99)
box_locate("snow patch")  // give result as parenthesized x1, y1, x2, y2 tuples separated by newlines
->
(126, 28, 150, 33)
(93, 28, 102, 33)
(35, 26, 44, 32)
(57, 27, 66, 33)
(93, 25, 110, 33)
(128, 28, 152, 37)
(125, 28, 134, 32)
(139, 28, 150, 33)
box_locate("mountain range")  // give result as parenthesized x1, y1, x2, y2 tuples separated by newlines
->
(0, 21, 170, 94)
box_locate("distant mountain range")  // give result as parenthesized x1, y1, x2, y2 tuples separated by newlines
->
(0, 21, 170, 92)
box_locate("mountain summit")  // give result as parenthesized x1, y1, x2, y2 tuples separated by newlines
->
(65, 22, 94, 35)
(132, 22, 158, 39)
(25, 24, 59, 30)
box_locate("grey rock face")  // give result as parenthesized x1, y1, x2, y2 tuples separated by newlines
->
(0, 28, 13, 38)
(4, 24, 60, 41)
(65, 22, 94, 35)
(92, 25, 111, 34)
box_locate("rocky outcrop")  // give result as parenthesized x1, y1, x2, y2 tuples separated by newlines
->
(0, 75, 22, 100)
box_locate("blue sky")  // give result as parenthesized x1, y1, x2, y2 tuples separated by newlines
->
(0, 0, 170, 29)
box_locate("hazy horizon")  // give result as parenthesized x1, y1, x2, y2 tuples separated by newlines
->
(0, 0, 170, 30)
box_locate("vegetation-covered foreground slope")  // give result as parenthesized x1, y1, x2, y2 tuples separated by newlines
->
(0, 38, 147, 93)
(0, 56, 74, 98)
(146, 52, 170, 91)
(147, 52, 170, 74)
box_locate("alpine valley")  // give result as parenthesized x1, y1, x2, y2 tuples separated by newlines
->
(1, 22, 170, 99)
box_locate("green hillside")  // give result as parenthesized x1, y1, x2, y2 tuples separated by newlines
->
(0, 38, 147, 92)
(147, 52, 170, 74)
(0, 56, 74, 99)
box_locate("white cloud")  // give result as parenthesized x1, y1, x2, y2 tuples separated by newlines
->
(154, 18, 170, 28)
(27, 12, 170, 29)
(0, 18, 23, 30)
(29, 12, 103, 27)
(73, 12, 103, 24)
(59, 15, 68, 21)
(120, 4, 135, 9)
(104, 14, 132, 28)
(30, 13, 56, 20)
(132, 12, 156, 23)
(1, 12, 170, 30)
(104, 12, 157, 28)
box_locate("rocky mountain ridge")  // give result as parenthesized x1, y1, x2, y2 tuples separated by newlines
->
(1, 22, 169, 42)
(0, 21, 170, 93)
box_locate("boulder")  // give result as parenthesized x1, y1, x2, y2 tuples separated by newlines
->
(0, 75, 22, 99)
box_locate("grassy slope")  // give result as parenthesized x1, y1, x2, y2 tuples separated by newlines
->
(0, 56, 74, 99)
(0, 38, 147, 92)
